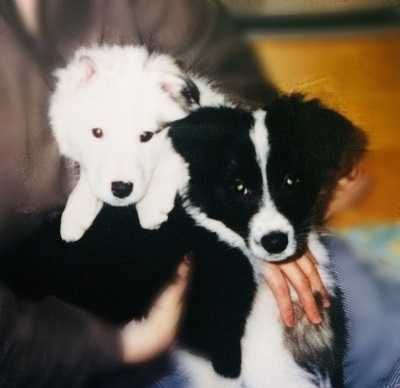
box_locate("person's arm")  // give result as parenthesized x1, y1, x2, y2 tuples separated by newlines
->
(0, 285, 121, 387)
(0, 260, 189, 387)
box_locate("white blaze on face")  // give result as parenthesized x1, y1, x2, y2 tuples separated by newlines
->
(49, 45, 190, 207)
(248, 110, 296, 262)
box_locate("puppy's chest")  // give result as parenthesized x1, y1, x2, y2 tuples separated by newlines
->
(240, 286, 320, 388)
(243, 257, 338, 387)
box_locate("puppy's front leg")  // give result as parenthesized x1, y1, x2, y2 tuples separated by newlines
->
(137, 147, 187, 230)
(61, 173, 103, 242)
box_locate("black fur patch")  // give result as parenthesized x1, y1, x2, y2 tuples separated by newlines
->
(170, 107, 263, 238)
(265, 94, 366, 256)
(180, 76, 200, 107)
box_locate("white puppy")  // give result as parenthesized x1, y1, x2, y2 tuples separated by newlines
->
(49, 45, 227, 241)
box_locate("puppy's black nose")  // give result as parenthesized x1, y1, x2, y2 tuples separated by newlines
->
(111, 181, 133, 198)
(261, 232, 288, 254)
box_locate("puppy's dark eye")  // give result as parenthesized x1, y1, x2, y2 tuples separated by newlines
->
(140, 131, 154, 143)
(234, 179, 251, 197)
(92, 128, 104, 139)
(283, 174, 301, 188)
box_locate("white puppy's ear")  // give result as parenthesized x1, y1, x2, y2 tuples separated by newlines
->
(78, 55, 96, 84)
(161, 74, 200, 111)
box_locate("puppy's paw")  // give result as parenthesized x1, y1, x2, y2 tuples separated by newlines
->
(137, 208, 169, 230)
(60, 211, 87, 242)
(60, 199, 101, 242)
(136, 190, 175, 230)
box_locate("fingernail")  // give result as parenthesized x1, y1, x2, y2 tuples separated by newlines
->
(323, 299, 331, 308)
(285, 320, 294, 328)
(312, 316, 322, 325)
(285, 315, 296, 328)
(178, 262, 190, 277)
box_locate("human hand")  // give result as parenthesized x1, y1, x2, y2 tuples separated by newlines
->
(263, 251, 330, 327)
(121, 259, 190, 363)
(325, 164, 372, 220)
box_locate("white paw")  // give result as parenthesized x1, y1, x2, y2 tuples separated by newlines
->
(137, 209, 169, 230)
(137, 190, 175, 230)
(60, 200, 102, 242)
(60, 211, 88, 242)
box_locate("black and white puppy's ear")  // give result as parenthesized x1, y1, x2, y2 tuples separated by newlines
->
(264, 93, 367, 219)
(161, 73, 200, 112)
(265, 93, 367, 182)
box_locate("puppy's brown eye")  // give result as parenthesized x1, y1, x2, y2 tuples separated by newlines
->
(92, 128, 103, 139)
(237, 184, 248, 195)
(283, 174, 301, 188)
(234, 179, 250, 197)
(140, 131, 154, 143)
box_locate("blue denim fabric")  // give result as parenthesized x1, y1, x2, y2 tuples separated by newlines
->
(384, 359, 400, 388)
(148, 369, 187, 388)
(327, 237, 400, 388)
(148, 237, 400, 388)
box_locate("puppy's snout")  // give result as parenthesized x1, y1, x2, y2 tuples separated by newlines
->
(111, 181, 133, 199)
(261, 231, 288, 254)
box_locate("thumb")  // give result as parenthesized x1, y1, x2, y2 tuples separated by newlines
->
(150, 258, 190, 313)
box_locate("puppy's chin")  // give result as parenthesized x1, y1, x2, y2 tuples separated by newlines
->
(107, 198, 136, 207)
(95, 191, 137, 207)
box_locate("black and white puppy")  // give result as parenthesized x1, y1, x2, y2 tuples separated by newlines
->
(170, 97, 365, 388)
(2, 95, 366, 388)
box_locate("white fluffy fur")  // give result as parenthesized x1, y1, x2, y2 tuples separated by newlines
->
(49, 45, 226, 241)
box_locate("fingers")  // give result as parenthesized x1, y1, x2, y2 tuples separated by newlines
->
(279, 259, 322, 325)
(122, 258, 190, 364)
(147, 258, 190, 335)
(150, 259, 190, 314)
(297, 251, 330, 308)
(325, 164, 372, 220)
(264, 263, 295, 327)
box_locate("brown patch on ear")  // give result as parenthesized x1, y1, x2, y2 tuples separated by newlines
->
(180, 76, 200, 106)
(161, 75, 200, 112)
